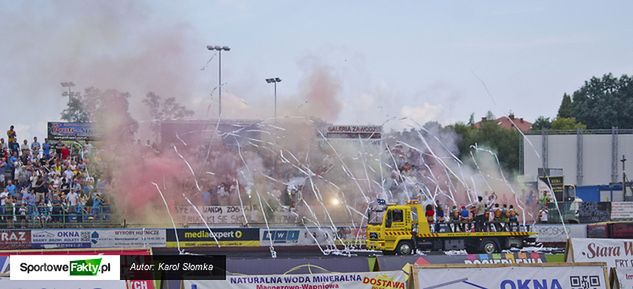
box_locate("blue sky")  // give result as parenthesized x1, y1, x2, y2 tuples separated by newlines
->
(1, 1, 632, 140)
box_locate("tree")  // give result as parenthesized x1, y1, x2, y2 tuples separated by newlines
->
(61, 94, 91, 122)
(143, 92, 194, 121)
(485, 110, 495, 121)
(451, 121, 520, 172)
(532, 116, 552, 130)
(550, 117, 586, 130)
(467, 113, 475, 126)
(557, 93, 573, 118)
(570, 73, 633, 129)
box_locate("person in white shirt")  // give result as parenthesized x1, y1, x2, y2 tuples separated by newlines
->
(66, 190, 79, 214)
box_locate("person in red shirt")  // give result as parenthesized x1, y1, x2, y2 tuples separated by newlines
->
(60, 143, 70, 160)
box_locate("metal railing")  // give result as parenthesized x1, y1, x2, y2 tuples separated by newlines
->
(0, 206, 120, 229)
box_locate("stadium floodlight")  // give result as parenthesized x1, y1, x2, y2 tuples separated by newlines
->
(265, 77, 282, 121)
(206, 44, 231, 116)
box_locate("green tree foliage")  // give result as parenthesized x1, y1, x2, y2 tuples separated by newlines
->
(532, 116, 552, 130)
(451, 121, 520, 171)
(61, 94, 91, 122)
(550, 117, 586, 130)
(570, 73, 633, 129)
(143, 92, 194, 121)
(557, 93, 573, 118)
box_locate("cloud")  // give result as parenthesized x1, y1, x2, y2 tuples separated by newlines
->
(398, 102, 444, 128)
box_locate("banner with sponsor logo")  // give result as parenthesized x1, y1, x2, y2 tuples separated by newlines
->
(166, 228, 260, 247)
(0, 230, 31, 249)
(533, 224, 587, 243)
(47, 122, 94, 141)
(568, 238, 633, 268)
(616, 268, 633, 289)
(258, 227, 365, 247)
(31, 229, 92, 248)
(185, 271, 406, 289)
(90, 229, 166, 248)
(612, 202, 633, 220)
(176, 206, 245, 224)
(415, 264, 608, 289)
(377, 253, 564, 271)
(0, 280, 126, 289)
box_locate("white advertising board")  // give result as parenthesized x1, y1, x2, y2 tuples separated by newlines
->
(416, 264, 607, 289)
(90, 229, 166, 248)
(612, 202, 633, 220)
(259, 227, 366, 246)
(176, 206, 245, 224)
(616, 268, 633, 289)
(569, 238, 633, 268)
(533, 224, 587, 243)
(185, 271, 407, 289)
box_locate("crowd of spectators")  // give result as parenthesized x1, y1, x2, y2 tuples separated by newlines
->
(0, 125, 109, 228)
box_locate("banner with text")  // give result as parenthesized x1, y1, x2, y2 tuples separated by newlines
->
(166, 228, 260, 247)
(612, 202, 633, 220)
(90, 229, 166, 248)
(0, 230, 31, 249)
(185, 271, 406, 289)
(616, 268, 633, 289)
(176, 206, 245, 224)
(47, 122, 95, 141)
(31, 229, 92, 249)
(533, 224, 587, 243)
(568, 238, 633, 268)
(416, 264, 607, 289)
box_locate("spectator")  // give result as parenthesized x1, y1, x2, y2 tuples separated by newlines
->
(4, 197, 14, 228)
(508, 205, 519, 231)
(493, 204, 502, 231)
(0, 188, 8, 221)
(17, 201, 27, 228)
(66, 189, 78, 212)
(539, 208, 548, 224)
(21, 139, 29, 157)
(60, 143, 70, 160)
(42, 138, 51, 159)
(7, 125, 17, 154)
(6, 180, 16, 198)
(449, 205, 460, 232)
(31, 137, 40, 157)
(459, 205, 471, 232)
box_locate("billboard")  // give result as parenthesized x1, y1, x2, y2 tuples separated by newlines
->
(568, 238, 633, 268)
(47, 122, 94, 141)
(185, 271, 406, 289)
(166, 228, 260, 247)
(416, 264, 608, 289)
(0, 230, 31, 249)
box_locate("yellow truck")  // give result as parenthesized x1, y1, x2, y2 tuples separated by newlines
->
(366, 201, 536, 255)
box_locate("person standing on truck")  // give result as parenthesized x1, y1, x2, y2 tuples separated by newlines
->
(508, 205, 519, 231)
(435, 204, 445, 232)
(459, 205, 471, 232)
(493, 204, 502, 231)
(501, 204, 509, 231)
(425, 204, 435, 231)
(450, 205, 460, 232)
(473, 196, 486, 232)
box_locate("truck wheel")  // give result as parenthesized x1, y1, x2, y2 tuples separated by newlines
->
(480, 239, 498, 254)
(396, 241, 414, 255)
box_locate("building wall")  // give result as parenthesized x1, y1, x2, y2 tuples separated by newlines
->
(523, 132, 633, 186)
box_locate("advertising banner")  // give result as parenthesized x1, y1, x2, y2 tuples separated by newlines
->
(176, 206, 245, 224)
(166, 228, 260, 247)
(185, 271, 406, 289)
(612, 202, 633, 220)
(377, 252, 565, 271)
(616, 268, 633, 289)
(533, 224, 587, 243)
(416, 264, 608, 289)
(0, 230, 31, 249)
(31, 229, 92, 249)
(258, 227, 366, 247)
(0, 280, 126, 289)
(90, 229, 166, 248)
(568, 238, 633, 268)
(47, 122, 94, 141)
